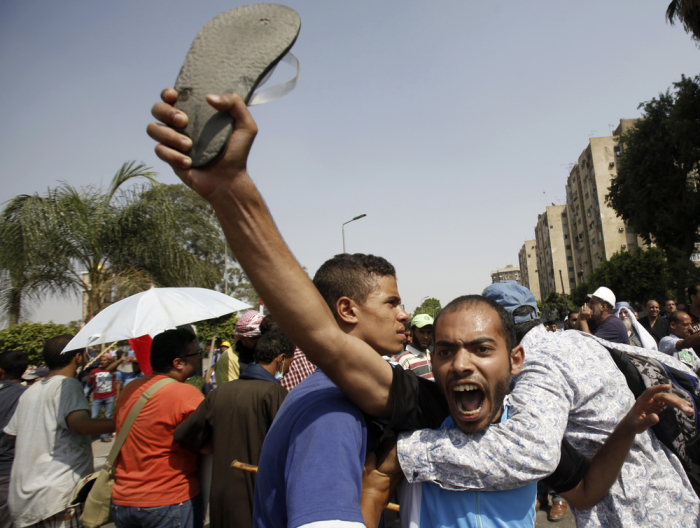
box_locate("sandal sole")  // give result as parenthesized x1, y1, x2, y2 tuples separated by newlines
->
(173, 4, 301, 167)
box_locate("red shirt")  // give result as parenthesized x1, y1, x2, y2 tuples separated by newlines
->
(89, 368, 115, 399)
(111, 374, 204, 507)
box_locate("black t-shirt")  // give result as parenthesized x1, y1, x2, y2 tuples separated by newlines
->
(638, 316, 671, 345)
(387, 365, 589, 494)
(0, 381, 27, 476)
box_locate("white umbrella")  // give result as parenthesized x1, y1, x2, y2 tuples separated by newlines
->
(64, 287, 252, 351)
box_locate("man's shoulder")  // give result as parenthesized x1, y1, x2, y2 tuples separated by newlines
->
(280, 372, 363, 422)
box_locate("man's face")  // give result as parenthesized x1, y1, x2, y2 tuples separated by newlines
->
(589, 297, 605, 321)
(665, 300, 676, 315)
(411, 325, 433, 351)
(647, 301, 660, 318)
(354, 275, 409, 356)
(99, 355, 111, 368)
(431, 306, 524, 435)
(180, 341, 200, 379)
(671, 312, 692, 339)
(568, 313, 579, 328)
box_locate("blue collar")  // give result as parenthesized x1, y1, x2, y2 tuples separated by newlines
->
(240, 362, 278, 383)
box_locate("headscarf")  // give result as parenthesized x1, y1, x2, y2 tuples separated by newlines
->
(235, 310, 264, 338)
(614, 302, 657, 350)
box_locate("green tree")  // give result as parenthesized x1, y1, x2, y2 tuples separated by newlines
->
(0, 162, 227, 324)
(413, 297, 442, 319)
(606, 75, 700, 301)
(0, 321, 80, 365)
(192, 313, 240, 354)
(666, 0, 700, 44)
(569, 248, 678, 308)
(539, 292, 577, 321)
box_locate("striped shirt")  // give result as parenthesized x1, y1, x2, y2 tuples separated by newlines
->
(392, 345, 433, 380)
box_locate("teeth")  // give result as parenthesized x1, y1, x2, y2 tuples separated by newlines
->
(453, 384, 479, 392)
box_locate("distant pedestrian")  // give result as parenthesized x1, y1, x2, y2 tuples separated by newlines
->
(659, 311, 700, 373)
(638, 300, 671, 345)
(563, 310, 579, 330)
(0, 351, 28, 528)
(88, 354, 118, 442)
(391, 314, 434, 380)
(614, 302, 657, 349)
(576, 287, 630, 345)
(4, 336, 114, 528)
(663, 299, 677, 318)
(214, 310, 263, 384)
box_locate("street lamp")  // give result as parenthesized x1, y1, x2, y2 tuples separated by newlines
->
(342, 214, 367, 253)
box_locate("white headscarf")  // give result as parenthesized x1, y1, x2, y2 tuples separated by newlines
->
(614, 302, 658, 350)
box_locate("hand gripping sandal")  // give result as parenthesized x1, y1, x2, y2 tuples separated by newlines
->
(172, 4, 301, 167)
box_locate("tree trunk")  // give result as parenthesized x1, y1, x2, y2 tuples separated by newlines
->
(8, 287, 21, 326)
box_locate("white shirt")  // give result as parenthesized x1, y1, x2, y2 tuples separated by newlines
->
(659, 334, 700, 373)
(4, 376, 93, 527)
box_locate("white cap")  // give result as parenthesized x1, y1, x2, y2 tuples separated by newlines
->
(588, 286, 616, 308)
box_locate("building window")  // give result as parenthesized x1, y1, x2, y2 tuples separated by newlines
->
(568, 267, 574, 272)
(564, 234, 569, 239)
(567, 256, 572, 261)
(566, 245, 571, 250)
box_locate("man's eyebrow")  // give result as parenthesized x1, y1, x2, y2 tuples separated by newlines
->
(435, 337, 498, 347)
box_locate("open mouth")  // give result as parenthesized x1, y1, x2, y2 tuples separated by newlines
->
(453, 384, 485, 417)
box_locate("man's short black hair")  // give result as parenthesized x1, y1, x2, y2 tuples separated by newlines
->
(688, 284, 700, 302)
(0, 350, 29, 380)
(43, 335, 81, 370)
(253, 328, 295, 365)
(313, 253, 396, 316)
(668, 310, 689, 325)
(260, 314, 278, 335)
(150, 329, 197, 374)
(568, 309, 580, 316)
(433, 295, 516, 353)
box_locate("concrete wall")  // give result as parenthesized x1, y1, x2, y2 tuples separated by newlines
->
(519, 240, 541, 301)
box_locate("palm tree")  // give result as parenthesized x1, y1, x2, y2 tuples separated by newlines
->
(666, 0, 700, 43)
(1, 161, 225, 324)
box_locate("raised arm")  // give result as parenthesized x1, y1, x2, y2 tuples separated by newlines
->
(148, 90, 394, 417)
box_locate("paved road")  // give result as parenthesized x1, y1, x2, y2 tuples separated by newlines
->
(93, 438, 575, 527)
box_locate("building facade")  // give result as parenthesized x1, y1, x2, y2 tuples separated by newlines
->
(535, 205, 573, 299)
(518, 240, 541, 301)
(490, 264, 521, 284)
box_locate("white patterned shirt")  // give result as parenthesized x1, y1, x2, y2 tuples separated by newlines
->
(397, 325, 700, 527)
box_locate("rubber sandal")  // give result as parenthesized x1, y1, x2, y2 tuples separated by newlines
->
(173, 4, 301, 167)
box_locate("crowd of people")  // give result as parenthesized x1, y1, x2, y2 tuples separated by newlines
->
(1, 87, 700, 528)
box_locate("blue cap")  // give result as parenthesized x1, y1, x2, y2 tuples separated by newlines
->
(483, 281, 539, 324)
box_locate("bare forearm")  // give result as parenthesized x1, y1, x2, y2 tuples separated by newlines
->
(68, 417, 115, 436)
(678, 332, 700, 349)
(577, 319, 592, 334)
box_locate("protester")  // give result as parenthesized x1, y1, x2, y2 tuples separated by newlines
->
(121, 359, 143, 387)
(19, 367, 48, 386)
(4, 335, 114, 528)
(659, 311, 700, 373)
(563, 310, 579, 330)
(280, 348, 316, 391)
(360, 296, 691, 528)
(576, 286, 630, 344)
(0, 351, 28, 528)
(88, 354, 118, 442)
(175, 328, 294, 528)
(614, 302, 657, 350)
(687, 283, 700, 355)
(214, 310, 263, 384)
(664, 299, 677, 318)
(638, 300, 671, 345)
(391, 314, 434, 380)
(110, 329, 204, 528)
(148, 91, 700, 527)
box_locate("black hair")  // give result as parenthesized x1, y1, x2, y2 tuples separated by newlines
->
(313, 253, 396, 316)
(150, 329, 197, 374)
(0, 350, 29, 380)
(253, 328, 295, 365)
(433, 295, 516, 353)
(688, 284, 700, 303)
(259, 314, 278, 335)
(43, 335, 81, 370)
(668, 310, 689, 325)
(569, 309, 580, 316)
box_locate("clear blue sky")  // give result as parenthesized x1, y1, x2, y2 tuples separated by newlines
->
(1, 0, 698, 324)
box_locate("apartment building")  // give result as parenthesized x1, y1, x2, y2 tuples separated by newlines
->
(490, 264, 521, 284)
(565, 119, 646, 284)
(535, 205, 573, 299)
(518, 240, 541, 301)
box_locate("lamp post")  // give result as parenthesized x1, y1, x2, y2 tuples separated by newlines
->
(342, 214, 367, 253)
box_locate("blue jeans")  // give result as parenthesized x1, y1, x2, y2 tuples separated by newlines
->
(111, 495, 203, 528)
(90, 396, 114, 439)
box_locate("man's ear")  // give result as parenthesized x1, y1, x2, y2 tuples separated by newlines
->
(510, 345, 524, 376)
(336, 297, 359, 325)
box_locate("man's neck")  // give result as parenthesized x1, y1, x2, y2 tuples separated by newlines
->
(407, 343, 427, 355)
(152, 370, 185, 382)
(258, 362, 277, 377)
(648, 313, 658, 324)
(691, 304, 700, 318)
(48, 364, 78, 379)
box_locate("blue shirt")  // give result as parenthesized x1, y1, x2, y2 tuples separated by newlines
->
(253, 371, 380, 528)
(400, 406, 536, 528)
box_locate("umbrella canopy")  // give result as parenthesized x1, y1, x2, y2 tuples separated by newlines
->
(64, 287, 252, 351)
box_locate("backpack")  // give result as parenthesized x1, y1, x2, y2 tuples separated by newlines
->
(605, 345, 700, 497)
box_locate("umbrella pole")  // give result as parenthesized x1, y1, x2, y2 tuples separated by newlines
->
(84, 343, 118, 370)
(204, 323, 218, 384)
